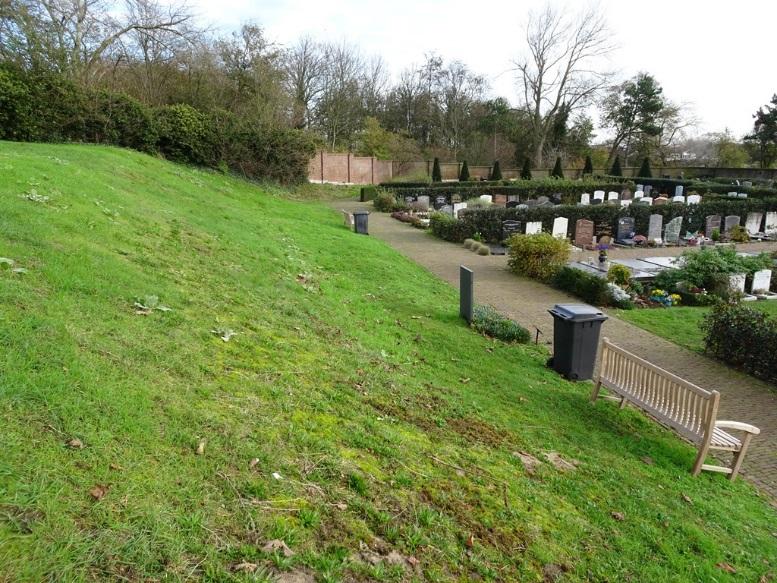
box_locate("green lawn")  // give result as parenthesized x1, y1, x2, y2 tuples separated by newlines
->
(617, 301, 777, 353)
(1, 142, 775, 582)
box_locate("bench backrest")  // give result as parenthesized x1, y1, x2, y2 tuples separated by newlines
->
(598, 338, 719, 444)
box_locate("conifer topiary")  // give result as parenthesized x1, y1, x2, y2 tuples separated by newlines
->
(551, 156, 564, 179)
(490, 160, 502, 180)
(583, 155, 593, 175)
(520, 157, 532, 180)
(459, 160, 470, 182)
(610, 155, 622, 177)
(638, 156, 652, 178)
(431, 157, 442, 182)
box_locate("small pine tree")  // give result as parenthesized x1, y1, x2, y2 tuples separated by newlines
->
(583, 155, 593, 175)
(490, 160, 502, 180)
(431, 157, 442, 182)
(638, 156, 652, 178)
(610, 155, 622, 177)
(520, 157, 532, 180)
(459, 160, 470, 182)
(551, 156, 564, 179)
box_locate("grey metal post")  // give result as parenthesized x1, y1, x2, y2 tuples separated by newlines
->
(460, 266, 473, 324)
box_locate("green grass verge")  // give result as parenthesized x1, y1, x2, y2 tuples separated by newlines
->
(617, 302, 777, 353)
(0, 142, 775, 582)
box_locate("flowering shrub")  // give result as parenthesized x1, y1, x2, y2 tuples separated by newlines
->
(607, 283, 634, 309)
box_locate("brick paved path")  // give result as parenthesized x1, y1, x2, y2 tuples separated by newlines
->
(334, 201, 777, 497)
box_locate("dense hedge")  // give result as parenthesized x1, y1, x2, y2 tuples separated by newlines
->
(702, 304, 777, 384)
(0, 65, 315, 184)
(595, 174, 777, 198)
(552, 266, 610, 306)
(437, 198, 777, 243)
(381, 180, 510, 189)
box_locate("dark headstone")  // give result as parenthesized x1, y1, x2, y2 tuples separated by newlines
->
(575, 219, 594, 248)
(705, 215, 722, 238)
(433, 195, 447, 209)
(616, 217, 636, 244)
(460, 266, 474, 324)
(502, 220, 522, 240)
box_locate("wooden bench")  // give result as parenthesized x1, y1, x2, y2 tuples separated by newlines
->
(591, 337, 760, 480)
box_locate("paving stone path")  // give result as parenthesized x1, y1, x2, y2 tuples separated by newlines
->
(334, 200, 777, 497)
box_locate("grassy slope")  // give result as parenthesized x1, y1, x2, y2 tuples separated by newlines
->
(0, 142, 775, 583)
(617, 302, 777, 353)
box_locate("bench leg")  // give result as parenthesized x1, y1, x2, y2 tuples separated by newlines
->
(729, 433, 753, 481)
(590, 380, 602, 403)
(692, 442, 711, 477)
(619, 396, 627, 410)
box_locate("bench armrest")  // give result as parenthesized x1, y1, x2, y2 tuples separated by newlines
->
(715, 420, 761, 435)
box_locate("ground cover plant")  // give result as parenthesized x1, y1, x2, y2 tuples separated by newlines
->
(1, 142, 776, 582)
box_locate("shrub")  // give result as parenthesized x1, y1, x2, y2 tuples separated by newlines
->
(471, 305, 530, 343)
(728, 224, 750, 243)
(607, 264, 632, 286)
(638, 157, 652, 178)
(463, 238, 476, 249)
(429, 212, 468, 242)
(551, 157, 564, 179)
(582, 155, 593, 175)
(607, 282, 634, 309)
(702, 304, 777, 384)
(432, 157, 442, 182)
(360, 186, 378, 201)
(491, 160, 502, 180)
(459, 160, 470, 181)
(476, 244, 491, 256)
(374, 191, 399, 212)
(552, 266, 609, 306)
(520, 157, 532, 180)
(508, 233, 571, 282)
(610, 155, 623, 177)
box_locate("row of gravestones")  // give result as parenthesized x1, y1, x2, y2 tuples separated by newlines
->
(731, 270, 776, 298)
(579, 189, 704, 207)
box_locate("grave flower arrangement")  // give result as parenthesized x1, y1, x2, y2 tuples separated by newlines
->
(648, 288, 682, 307)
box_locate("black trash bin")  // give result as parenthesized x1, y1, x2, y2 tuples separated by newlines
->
(548, 304, 607, 381)
(353, 210, 369, 235)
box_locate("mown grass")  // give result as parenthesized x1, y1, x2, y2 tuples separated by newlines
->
(617, 302, 777, 353)
(0, 142, 775, 582)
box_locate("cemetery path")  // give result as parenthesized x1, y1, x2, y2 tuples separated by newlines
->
(333, 200, 777, 498)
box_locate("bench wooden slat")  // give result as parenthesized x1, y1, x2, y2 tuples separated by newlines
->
(592, 337, 759, 481)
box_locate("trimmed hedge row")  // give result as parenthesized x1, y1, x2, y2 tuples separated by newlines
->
(381, 180, 509, 189)
(595, 174, 777, 198)
(436, 198, 777, 243)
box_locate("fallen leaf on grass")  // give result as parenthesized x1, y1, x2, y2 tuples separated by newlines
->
(109, 463, 124, 471)
(262, 539, 295, 557)
(195, 438, 206, 455)
(464, 533, 474, 548)
(89, 485, 108, 501)
(611, 511, 625, 521)
(716, 562, 737, 574)
(232, 562, 258, 573)
(249, 458, 259, 469)
(513, 451, 541, 476)
(459, 377, 470, 384)
(544, 452, 580, 472)
(211, 328, 236, 342)
(66, 438, 84, 449)
(681, 494, 693, 505)
(641, 456, 654, 465)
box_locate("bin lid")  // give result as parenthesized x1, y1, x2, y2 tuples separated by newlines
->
(353, 210, 370, 216)
(548, 303, 608, 322)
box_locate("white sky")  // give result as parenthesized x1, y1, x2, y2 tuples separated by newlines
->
(185, 0, 776, 138)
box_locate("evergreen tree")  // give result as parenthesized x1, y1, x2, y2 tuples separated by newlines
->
(582, 155, 593, 175)
(459, 160, 470, 181)
(431, 157, 442, 182)
(551, 156, 564, 179)
(638, 156, 652, 178)
(520, 157, 532, 180)
(490, 160, 502, 180)
(610, 155, 622, 177)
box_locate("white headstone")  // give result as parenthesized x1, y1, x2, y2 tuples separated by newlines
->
(453, 202, 468, 218)
(765, 212, 777, 235)
(727, 191, 738, 198)
(687, 194, 701, 205)
(737, 192, 748, 199)
(634, 190, 644, 199)
(636, 184, 644, 192)
(593, 190, 605, 202)
(607, 191, 619, 201)
(552, 217, 569, 239)
(418, 195, 430, 208)
(620, 199, 632, 207)
(745, 212, 763, 235)
(674, 185, 684, 197)
(729, 273, 746, 294)
(751, 269, 772, 294)
(640, 197, 653, 206)
(479, 194, 493, 203)
(440, 204, 454, 216)
(525, 221, 543, 235)
(672, 195, 685, 204)
(580, 193, 590, 205)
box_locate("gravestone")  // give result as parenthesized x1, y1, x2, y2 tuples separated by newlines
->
(404, 195, 417, 204)
(745, 212, 763, 235)
(502, 220, 522, 240)
(434, 195, 447, 209)
(674, 185, 684, 197)
(525, 221, 543, 235)
(729, 273, 746, 294)
(671, 195, 685, 204)
(453, 202, 468, 218)
(593, 190, 605, 202)
(621, 189, 632, 200)
(751, 269, 772, 294)
(687, 194, 701, 204)
(552, 217, 569, 239)
(479, 194, 493, 204)
(607, 191, 619, 201)
(664, 216, 683, 245)
(724, 215, 740, 233)
(591, 198, 602, 205)
(418, 195, 430, 208)
(639, 196, 653, 205)
(705, 215, 722, 238)
(620, 199, 632, 207)
(636, 184, 644, 192)
(440, 204, 454, 216)
(744, 181, 753, 188)
(595, 220, 613, 245)
(506, 200, 520, 209)
(644, 185, 653, 196)
(616, 217, 636, 245)
(580, 193, 591, 205)
(727, 192, 738, 198)
(653, 196, 668, 206)
(765, 212, 777, 235)
(634, 190, 644, 199)
(648, 214, 663, 244)
(575, 219, 594, 248)
(460, 266, 474, 324)
(737, 192, 748, 199)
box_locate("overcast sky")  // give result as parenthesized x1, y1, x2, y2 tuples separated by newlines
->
(185, 0, 775, 138)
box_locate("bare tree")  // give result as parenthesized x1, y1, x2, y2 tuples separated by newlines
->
(513, 3, 614, 166)
(282, 35, 324, 129)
